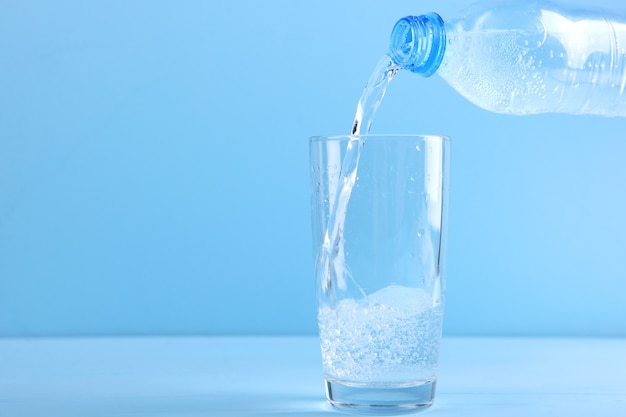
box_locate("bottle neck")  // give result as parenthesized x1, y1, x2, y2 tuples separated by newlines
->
(389, 13, 446, 77)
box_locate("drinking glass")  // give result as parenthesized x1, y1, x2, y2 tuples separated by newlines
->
(309, 134, 450, 414)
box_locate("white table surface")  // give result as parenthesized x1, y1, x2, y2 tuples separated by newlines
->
(0, 336, 624, 416)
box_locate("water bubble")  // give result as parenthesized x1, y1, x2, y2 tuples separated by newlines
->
(409, 176, 415, 182)
(417, 229, 424, 238)
(415, 145, 421, 151)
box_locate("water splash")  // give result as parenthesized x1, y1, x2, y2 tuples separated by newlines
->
(319, 55, 399, 302)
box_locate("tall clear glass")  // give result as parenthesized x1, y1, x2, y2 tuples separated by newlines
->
(309, 134, 450, 414)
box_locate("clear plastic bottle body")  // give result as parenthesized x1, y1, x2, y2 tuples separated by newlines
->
(391, 1, 626, 116)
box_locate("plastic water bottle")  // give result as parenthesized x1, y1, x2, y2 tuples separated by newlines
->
(389, 0, 626, 116)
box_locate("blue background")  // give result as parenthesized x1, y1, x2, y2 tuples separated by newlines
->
(1, 0, 625, 338)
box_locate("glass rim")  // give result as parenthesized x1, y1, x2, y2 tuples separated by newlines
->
(309, 134, 450, 143)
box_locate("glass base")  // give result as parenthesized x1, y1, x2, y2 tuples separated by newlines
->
(325, 378, 436, 415)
